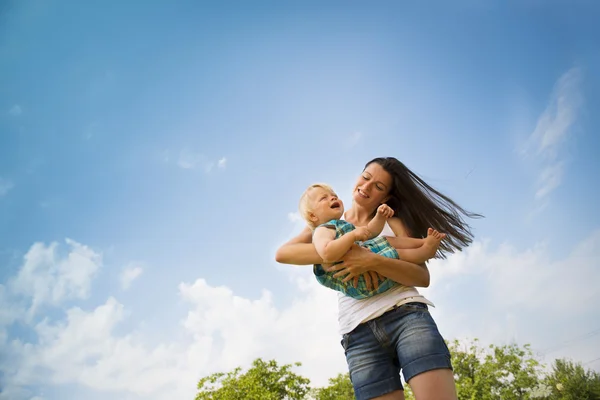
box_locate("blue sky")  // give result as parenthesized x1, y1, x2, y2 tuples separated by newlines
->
(1, 1, 600, 399)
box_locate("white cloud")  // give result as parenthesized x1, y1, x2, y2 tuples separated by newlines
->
(1, 261, 344, 399)
(176, 149, 223, 174)
(535, 161, 564, 199)
(534, 161, 564, 203)
(177, 148, 202, 169)
(523, 67, 582, 201)
(9, 104, 22, 116)
(287, 211, 302, 223)
(530, 68, 582, 155)
(9, 239, 101, 317)
(179, 276, 344, 379)
(1, 296, 188, 398)
(2, 232, 599, 399)
(0, 285, 23, 344)
(423, 229, 600, 367)
(5, 297, 189, 397)
(0, 178, 14, 197)
(120, 264, 144, 290)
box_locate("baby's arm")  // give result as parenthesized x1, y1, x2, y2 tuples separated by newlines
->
(366, 204, 395, 239)
(314, 226, 369, 263)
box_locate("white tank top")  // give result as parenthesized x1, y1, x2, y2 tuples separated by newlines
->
(337, 220, 434, 335)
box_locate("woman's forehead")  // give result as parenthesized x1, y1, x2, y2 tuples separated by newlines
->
(364, 163, 391, 183)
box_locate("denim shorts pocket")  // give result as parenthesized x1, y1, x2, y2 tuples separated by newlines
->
(341, 333, 351, 351)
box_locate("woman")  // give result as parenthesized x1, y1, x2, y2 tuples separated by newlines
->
(275, 157, 481, 400)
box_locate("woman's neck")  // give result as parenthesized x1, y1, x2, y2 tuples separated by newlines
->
(345, 202, 375, 226)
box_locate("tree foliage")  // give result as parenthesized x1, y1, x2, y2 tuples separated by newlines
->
(542, 358, 600, 400)
(194, 341, 600, 400)
(195, 358, 310, 400)
(312, 373, 354, 400)
(449, 339, 542, 399)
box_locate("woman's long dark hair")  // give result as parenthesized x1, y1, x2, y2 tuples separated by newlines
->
(367, 157, 483, 258)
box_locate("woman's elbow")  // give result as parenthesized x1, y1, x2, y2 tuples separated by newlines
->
(275, 248, 288, 264)
(416, 270, 430, 288)
(405, 264, 430, 288)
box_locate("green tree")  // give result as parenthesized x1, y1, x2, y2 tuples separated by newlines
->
(192, 343, 598, 399)
(312, 372, 415, 400)
(542, 359, 600, 400)
(490, 342, 542, 399)
(313, 373, 354, 400)
(195, 358, 311, 400)
(448, 339, 542, 400)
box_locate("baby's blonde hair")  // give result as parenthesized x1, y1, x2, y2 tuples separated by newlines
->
(299, 183, 336, 229)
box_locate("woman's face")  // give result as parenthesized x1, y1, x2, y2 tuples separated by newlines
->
(352, 162, 392, 211)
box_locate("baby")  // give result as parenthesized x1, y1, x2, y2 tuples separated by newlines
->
(299, 183, 445, 299)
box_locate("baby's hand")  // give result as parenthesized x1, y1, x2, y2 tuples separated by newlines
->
(377, 204, 394, 219)
(352, 227, 371, 242)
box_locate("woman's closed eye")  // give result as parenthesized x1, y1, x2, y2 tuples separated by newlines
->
(363, 176, 385, 191)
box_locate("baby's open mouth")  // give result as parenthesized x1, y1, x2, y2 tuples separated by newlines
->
(330, 202, 341, 209)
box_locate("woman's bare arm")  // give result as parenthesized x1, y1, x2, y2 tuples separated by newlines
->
(385, 217, 430, 286)
(325, 217, 430, 287)
(274, 226, 323, 265)
(387, 217, 429, 265)
(275, 226, 380, 290)
(328, 245, 430, 287)
(370, 253, 430, 287)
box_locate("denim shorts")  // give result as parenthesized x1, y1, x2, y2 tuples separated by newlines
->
(340, 302, 452, 400)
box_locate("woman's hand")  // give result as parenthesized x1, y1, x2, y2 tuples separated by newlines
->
(323, 245, 382, 289)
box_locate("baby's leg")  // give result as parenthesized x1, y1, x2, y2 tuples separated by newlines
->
(396, 228, 446, 263)
(386, 235, 424, 250)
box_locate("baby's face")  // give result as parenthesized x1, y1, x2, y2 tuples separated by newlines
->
(307, 187, 344, 224)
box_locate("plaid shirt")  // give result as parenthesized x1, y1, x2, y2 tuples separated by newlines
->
(313, 219, 399, 299)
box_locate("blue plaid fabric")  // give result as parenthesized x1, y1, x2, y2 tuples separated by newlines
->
(313, 219, 399, 299)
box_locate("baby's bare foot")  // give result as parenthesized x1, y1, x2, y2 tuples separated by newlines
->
(423, 228, 446, 258)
